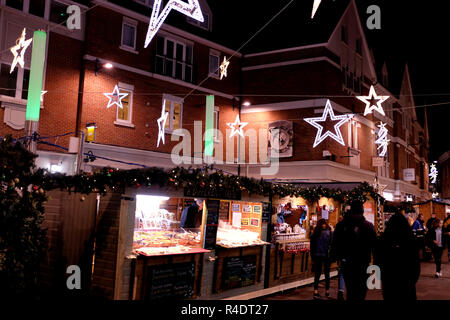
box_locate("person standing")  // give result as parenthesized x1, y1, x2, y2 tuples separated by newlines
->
(444, 214, 450, 261)
(426, 213, 437, 230)
(412, 214, 426, 260)
(332, 200, 377, 301)
(426, 219, 446, 277)
(180, 199, 203, 229)
(310, 218, 333, 299)
(378, 211, 420, 300)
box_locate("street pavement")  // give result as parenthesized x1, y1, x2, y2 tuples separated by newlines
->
(263, 255, 450, 300)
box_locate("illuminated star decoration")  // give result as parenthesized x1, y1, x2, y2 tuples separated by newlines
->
(144, 0, 204, 48)
(219, 56, 230, 80)
(311, 0, 322, 18)
(429, 164, 438, 184)
(432, 192, 439, 199)
(304, 100, 354, 148)
(104, 85, 128, 109)
(357, 85, 389, 116)
(40, 90, 47, 103)
(157, 100, 169, 147)
(10, 28, 33, 74)
(375, 122, 390, 157)
(372, 176, 387, 195)
(227, 115, 248, 138)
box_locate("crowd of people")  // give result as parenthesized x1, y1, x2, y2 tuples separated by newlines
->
(309, 201, 450, 301)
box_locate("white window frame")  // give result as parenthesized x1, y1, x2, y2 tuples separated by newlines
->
(120, 17, 138, 54)
(0, 62, 31, 104)
(114, 82, 135, 128)
(164, 38, 186, 80)
(209, 49, 220, 78)
(163, 94, 183, 133)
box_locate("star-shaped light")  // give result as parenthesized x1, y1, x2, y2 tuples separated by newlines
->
(104, 85, 128, 109)
(372, 176, 387, 195)
(357, 85, 389, 116)
(304, 100, 354, 148)
(227, 115, 248, 138)
(311, 0, 322, 18)
(144, 0, 204, 48)
(219, 56, 230, 80)
(10, 28, 33, 74)
(375, 122, 390, 157)
(157, 101, 169, 147)
(40, 90, 47, 103)
(429, 164, 438, 184)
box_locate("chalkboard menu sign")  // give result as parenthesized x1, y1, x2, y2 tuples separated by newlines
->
(146, 262, 195, 300)
(262, 202, 272, 223)
(222, 255, 257, 290)
(204, 200, 220, 250)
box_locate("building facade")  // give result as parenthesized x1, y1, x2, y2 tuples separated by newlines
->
(0, 0, 432, 201)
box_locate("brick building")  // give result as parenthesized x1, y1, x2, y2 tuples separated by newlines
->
(438, 151, 450, 201)
(0, 0, 431, 201)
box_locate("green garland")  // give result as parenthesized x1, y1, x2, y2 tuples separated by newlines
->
(36, 166, 384, 205)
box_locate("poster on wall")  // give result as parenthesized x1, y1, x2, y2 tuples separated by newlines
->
(242, 205, 252, 213)
(253, 204, 262, 214)
(250, 218, 260, 227)
(268, 120, 293, 158)
(232, 204, 240, 212)
(241, 218, 249, 226)
(232, 212, 242, 228)
(403, 168, 415, 182)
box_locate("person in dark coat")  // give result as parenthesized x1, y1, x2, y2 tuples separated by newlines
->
(426, 213, 437, 231)
(426, 219, 447, 278)
(180, 199, 203, 229)
(378, 211, 420, 300)
(331, 200, 377, 301)
(310, 218, 333, 299)
(412, 214, 426, 260)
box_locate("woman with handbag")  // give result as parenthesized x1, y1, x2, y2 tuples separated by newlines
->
(310, 218, 333, 299)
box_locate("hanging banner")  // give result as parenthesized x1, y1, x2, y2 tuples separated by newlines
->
(204, 95, 215, 157)
(403, 168, 415, 182)
(26, 30, 47, 122)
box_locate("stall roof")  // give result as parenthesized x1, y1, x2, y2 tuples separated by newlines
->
(271, 182, 364, 191)
(414, 199, 450, 206)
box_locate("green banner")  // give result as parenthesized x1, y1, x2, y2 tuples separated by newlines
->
(26, 30, 47, 121)
(204, 95, 215, 157)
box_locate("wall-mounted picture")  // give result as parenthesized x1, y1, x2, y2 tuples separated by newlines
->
(242, 205, 252, 213)
(268, 120, 293, 158)
(232, 203, 240, 212)
(241, 218, 249, 226)
(253, 205, 262, 214)
(250, 218, 259, 227)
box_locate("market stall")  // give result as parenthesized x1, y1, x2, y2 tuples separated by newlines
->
(268, 196, 313, 287)
(211, 199, 270, 294)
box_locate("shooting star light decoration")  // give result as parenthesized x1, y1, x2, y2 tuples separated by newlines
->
(357, 85, 389, 116)
(144, 0, 204, 48)
(304, 99, 354, 148)
(227, 115, 248, 138)
(375, 122, 390, 157)
(10, 28, 33, 73)
(311, 0, 322, 18)
(104, 85, 128, 109)
(429, 163, 438, 184)
(157, 100, 169, 147)
(219, 56, 230, 80)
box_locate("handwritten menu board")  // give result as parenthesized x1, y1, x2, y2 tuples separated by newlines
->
(204, 200, 220, 250)
(222, 255, 257, 290)
(146, 262, 195, 300)
(262, 202, 271, 223)
(219, 201, 230, 222)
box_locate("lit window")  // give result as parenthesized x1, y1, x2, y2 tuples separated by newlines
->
(163, 95, 183, 131)
(209, 50, 220, 77)
(121, 18, 138, 51)
(115, 83, 134, 126)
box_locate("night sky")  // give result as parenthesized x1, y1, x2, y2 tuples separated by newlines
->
(207, 0, 450, 161)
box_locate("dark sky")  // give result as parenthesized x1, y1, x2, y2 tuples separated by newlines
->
(206, 0, 450, 161)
